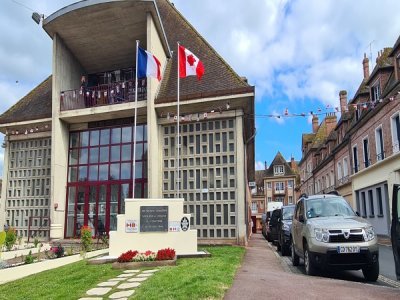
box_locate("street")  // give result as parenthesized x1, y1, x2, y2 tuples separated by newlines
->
(267, 241, 400, 289)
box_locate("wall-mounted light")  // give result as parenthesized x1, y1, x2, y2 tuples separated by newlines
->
(32, 12, 44, 25)
(54, 203, 58, 210)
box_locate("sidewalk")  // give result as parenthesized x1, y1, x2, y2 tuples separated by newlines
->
(224, 233, 398, 300)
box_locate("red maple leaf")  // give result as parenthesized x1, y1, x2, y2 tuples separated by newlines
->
(187, 54, 196, 66)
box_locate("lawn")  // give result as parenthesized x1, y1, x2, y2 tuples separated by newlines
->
(0, 246, 245, 300)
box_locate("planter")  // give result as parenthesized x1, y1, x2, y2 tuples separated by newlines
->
(112, 256, 177, 269)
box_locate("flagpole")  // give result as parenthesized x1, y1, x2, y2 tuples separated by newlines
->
(177, 42, 180, 199)
(133, 40, 139, 200)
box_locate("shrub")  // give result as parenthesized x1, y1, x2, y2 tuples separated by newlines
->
(156, 248, 176, 261)
(51, 244, 65, 258)
(5, 228, 17, 251)
(33, 237, 40, 248)
(25, 250, 34, 264)
(117, 250, 138, 263)
(133, 250, 156, 262)
(80, 226, 92, 252)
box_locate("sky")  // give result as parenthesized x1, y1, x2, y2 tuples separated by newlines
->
(1, 0, 400, 177)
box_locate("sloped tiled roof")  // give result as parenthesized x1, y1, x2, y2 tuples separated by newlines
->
(350, 79, 369, 104)
(0, 76, 52, 124)
(265, 152, 296, 177)
(255, 169, 267, 186)
(389, 35, 400, 57)
(155, 0, 251, 103)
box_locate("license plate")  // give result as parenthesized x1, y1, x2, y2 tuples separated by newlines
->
(337, 246, 360, 253)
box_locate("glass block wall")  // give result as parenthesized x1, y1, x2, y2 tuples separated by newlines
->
(5, 138, 52, 238)
(162, 119, 238, 240)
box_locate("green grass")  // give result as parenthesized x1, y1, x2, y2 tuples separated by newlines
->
(132, 246, 245, 300)
(0, 260, 121, 300)
(0, 246, 245, 300)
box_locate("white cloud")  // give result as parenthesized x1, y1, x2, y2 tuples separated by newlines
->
(271, 110, 285, 125)
(255, 160, 265, 170)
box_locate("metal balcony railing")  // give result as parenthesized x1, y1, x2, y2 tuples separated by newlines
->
(60, 78, 147, 111)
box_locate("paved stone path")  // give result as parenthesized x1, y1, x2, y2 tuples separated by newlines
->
(79, 268, 159, 299)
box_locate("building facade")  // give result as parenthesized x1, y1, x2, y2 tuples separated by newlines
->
(298, 36, 400, 236)
(0, 0, 255, 245)
(264, 152, 298, 206)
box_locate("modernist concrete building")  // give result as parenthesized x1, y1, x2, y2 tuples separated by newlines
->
(298, 35, 400, 236)
(0, 0, 255, 245)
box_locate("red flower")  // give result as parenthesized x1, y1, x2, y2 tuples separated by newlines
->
(117, 250, 138, 263)
(156, 248, 176, 261)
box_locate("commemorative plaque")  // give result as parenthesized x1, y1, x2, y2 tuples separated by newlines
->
(140, 206, 168, 232)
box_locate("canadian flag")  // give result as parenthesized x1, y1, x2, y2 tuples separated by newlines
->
(178, 45, 205, 80)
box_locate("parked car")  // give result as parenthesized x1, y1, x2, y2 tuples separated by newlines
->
(291, 193, 379, 281)
(277, 205, 295, 256)
(391, 184, 400, 280)
(267, 209, 281, 243)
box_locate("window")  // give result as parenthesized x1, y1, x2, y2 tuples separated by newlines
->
(337, 162, 342, 179)
(275, 182, 284, 191)
(251, 202, 257, 213)
(287, 180, 294, 188)
(376, 187, 383, 216)
(288, 196, 293, 204)
(363, 137, 370, 168)
(371, 81, 381, 102)
(267, 197, 272, 202)
(361, 192, 367, 217)
(352, 145, 358, 173)
(267, 182, 272, 189)
(274, 165, 284, 175)
(375, 126, 384, 161)
(343, 157, 349, 177)
(391, 112, 400, 153)
(368, 190, 374, 216)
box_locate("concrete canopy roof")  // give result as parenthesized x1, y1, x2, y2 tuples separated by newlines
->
(43, 0, 170, 74)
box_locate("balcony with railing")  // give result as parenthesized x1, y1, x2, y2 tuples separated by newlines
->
(60, 77, 147, 112)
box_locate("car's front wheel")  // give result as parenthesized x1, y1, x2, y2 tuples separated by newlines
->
(291, 239, 299, 266)
(304, 243, 316, 276)
(362, 260, 379, 281)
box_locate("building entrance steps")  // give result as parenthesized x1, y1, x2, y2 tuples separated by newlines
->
(223, 233, 399, 299)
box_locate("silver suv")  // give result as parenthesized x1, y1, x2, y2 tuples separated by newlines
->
(291, 193, 379, 281)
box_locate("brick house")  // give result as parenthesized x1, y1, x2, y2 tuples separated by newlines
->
(298, 35, 400, 236)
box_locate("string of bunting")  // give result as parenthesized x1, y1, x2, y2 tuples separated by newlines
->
(5, 124, 50, 136)
(160, 92, 399, 122)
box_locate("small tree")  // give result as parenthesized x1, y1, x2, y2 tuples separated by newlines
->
(5, 228, 17, 251)
(0, 231, 6, 258)
(80, 226, 92, 253)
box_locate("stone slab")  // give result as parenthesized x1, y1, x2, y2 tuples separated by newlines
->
(86, 287, 112, 296)
(108, 278, 125, 282)
(97, 281, 119, 287)
(137, 273, 153, 277)
(123, 269, 139, 273)
(78, 298, 103, 300)
(117, 282, 141, 289)
(109, 290, 135, 299)
(127, 277, 148, 282)
(117, 273, 133, 278)
(142, 269, 159, 273)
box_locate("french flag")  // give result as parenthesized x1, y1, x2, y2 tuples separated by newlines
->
(137, 47, 162, 81)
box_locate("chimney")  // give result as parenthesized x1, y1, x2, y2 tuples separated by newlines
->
(363, 53, 369, 80)
(339, 90, 347, 112)
(264, 161, 268, 170)
(290, 156, 296, 170)
(312, 115, 319, 133)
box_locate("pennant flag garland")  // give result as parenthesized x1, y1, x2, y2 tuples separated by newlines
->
(179, 45, 205, 80)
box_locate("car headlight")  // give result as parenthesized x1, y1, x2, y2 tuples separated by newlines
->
(282, 223, 290, 231)
(314, 228, 329, 243)
(364, 226, 375, 242)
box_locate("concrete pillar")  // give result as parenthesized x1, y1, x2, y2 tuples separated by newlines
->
(50, 34, 84, 239)
(236, 110, 246, 245)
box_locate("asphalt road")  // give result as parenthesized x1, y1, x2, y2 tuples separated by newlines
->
(268, 240, 400, 289)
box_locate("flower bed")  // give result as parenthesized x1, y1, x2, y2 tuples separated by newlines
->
(112, 248, 177, 269)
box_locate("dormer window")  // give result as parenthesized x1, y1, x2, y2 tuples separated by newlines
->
(371, 81, 381, 102)
(274, 165, 284, 175)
